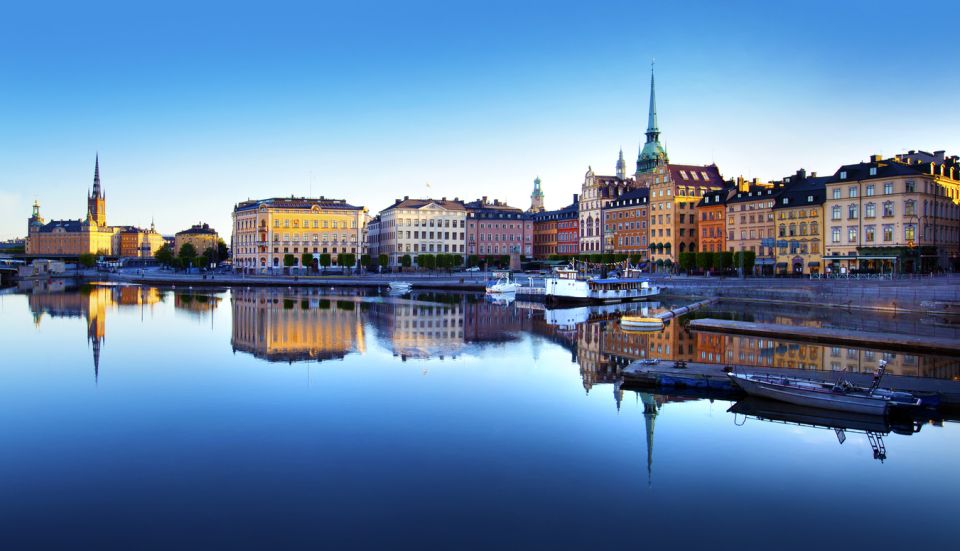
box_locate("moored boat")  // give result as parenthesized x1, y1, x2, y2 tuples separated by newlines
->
(620, 315, 664, 331)
(544, 266, 660, 304)
(486, 272, 520, 294)
(727, 362, 921, 416)
(388, 281, 412, 292)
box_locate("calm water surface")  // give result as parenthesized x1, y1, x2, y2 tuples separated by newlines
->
(0, 283, 957, 549)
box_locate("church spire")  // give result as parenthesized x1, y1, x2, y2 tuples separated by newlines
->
(636, 61, 669, 175)
(92, 154, 102, 199)
(616, 148, 626, 179)
(645, 63, 659, 143)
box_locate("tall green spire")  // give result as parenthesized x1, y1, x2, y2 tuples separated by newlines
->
(636, 61, 668, 175)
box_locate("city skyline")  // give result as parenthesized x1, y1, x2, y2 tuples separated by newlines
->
(3, 0, 959, 240)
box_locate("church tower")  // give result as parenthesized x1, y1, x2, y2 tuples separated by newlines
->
(87, 154, 106, 227)
(616, 148, 627, 179)
(529, 176, 545, 213)
(636, 64, 669, 175)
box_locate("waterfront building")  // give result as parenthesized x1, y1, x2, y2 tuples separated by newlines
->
(725, 177, 782, 275)
(696, 188, 732, 254)
(26, 156, 121, 257)
(465, 197, 532, 259)
(374, 196, 466, 267)
(771, 169, 827, 275)
(174, 223, 220, 257)
(231, 196, 367, 273)
(580, 161, 636, 254)
(640, 164, 725, 270)
(528, 176, 545, 213)
(366, 214, 382, 261)
(531, 195, 579, 259)
(604, 188, 649, 258)
(117, 222, 165, 258)
(822, 153, 960, 274)
(231, 288, 365, 363)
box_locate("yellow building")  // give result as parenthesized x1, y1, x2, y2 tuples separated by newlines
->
(772, 170, 827, 275)
(725, 177, 780, 275)
(232, 196, 367, 273)
(174, 223, 220, 257)
(117, 222, 165, 258)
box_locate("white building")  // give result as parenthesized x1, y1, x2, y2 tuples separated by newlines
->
(373, 197, 467, 266)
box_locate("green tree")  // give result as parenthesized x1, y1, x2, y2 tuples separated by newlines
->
(679, 252, 696, 271)
(78, 253, 97, 268)
(283, 253, 297, 268)
(377, 254, 389, 269)
(601, 253, 614, 264)
(154, 244, 175, 266)
(301, 253, 314, 271)
(400, 254, 412, 269)
(717, 251, 734, 271)
(590, 254, 603, 264)
(360, 254, 371, 267)
(216, 239, 229, 262)
(450, 254, 463, 268)
(466, 255, 480, 267)
(338, 253, 356, 268)
(417, 254, 436, 270)
(696, 251, 714, 271)
(318, 253, 332, 268)
(178, 243, 197, 262)
(203, 247, 218, 267)
(629, 254, 642, 265)
(733, 251, 757, 275)
(192, 256, 207, 269)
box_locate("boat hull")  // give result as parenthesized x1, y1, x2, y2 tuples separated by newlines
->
(728, 373, 890, 415)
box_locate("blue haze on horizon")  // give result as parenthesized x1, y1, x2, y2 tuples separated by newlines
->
(1, 0, 958, 240)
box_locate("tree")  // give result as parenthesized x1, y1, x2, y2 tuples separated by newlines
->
(154, 244, 175, 267)
(301, 253, 314, 272)
(338, 253, 356, 268)
(590, 254, 603, 264)
(629, 254, 642, 265)
(467, 255, 480, 268)
(360, 254, 371, 267)
(417, 254, 436, 270)
(696, 252, 714, 271)
(192, 256, 207, 269)
(178, 243, 197, 262)
(400, 254, 412, 269)
(733, 251, 756, 275)
(601, 253, 614, 264)
(678, 252, 696, 271)
(203, 247, 218, 267)
(216, 239, 229, 262)
(377, 254, 389, 269)
(283, 253, 297, 268)
(78, 253, 96, 268)
(717, 251, 734, 271)
(318, 253, 332, 268)
(449, 255, 463, 268)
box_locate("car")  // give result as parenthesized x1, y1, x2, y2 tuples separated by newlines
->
(464, 266, 480, 272)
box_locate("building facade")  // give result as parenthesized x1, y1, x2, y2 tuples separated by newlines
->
(374, 197, 466, 267)
(725, 179, 781, 275)
(823, 154, 960, 274)
(174, 223, 220, 257)
(532, 195, 579, 259)
(465, 197, 532, 259)
(232, 197, 367, 273)
(696, 188, 730, 253)
(772, 170, 827, 275)
(604, 188, 649, 257)
(580, 166, 635, 254)
(117, 223, 165, 258)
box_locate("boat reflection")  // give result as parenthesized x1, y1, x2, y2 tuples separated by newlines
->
(728, 397, 924, 462)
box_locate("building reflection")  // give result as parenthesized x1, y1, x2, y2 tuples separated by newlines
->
(230, 288, 365, 363)
(27, 284, 164, 380)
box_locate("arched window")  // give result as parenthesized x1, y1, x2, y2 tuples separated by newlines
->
(779, 224, 786, 237)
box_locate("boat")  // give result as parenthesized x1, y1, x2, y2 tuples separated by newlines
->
(620, 315, 664, 331)
(726, 361, 921, 416)
(387, 281, 412, 292)
(544, 266, 660, 304)
(485, 271, 521, 294)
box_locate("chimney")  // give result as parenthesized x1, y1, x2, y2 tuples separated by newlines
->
(395, 199, 401, 205)
(404, 195, 409, 200)
(573, 193, 579, 204)
(871, 154, 883, 162)
(934, 150, 945, 162)
(811, 172, 817, 177)
(797, 168, 806, 179)
(482, 196, 488, 204)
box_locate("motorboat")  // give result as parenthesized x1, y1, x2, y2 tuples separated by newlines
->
(727, 361, 920, 416)
(486, 272, 520, 294)
(620, 315, 664, 331)
(387, 281, 412, 292)
(544, 266, 660, 304)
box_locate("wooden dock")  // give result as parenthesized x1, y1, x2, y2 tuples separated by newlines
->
(622, 360, 960, 407)
(688, 319, 960, 356)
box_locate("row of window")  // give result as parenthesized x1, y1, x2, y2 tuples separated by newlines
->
(396, 231, 465, 241)
(829, 181, 910, 198)
(830, 224, 915, 243)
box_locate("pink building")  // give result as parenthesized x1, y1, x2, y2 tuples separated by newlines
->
(465, 197, 533, 259)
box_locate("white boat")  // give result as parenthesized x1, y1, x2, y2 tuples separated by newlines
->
(486, 272, 520, 294)
(620, 315, 664, 331)
(727, 364, 920, 416)
(388, 281, 412, 292)
(544, 266, 660, 304)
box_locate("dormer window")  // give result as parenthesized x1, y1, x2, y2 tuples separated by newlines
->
(807, 195, 814, 202)
(840, 171, 847, 179)
(869, 167, 877, 176)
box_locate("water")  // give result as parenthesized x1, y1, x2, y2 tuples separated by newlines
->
(0, 283, 958, 549)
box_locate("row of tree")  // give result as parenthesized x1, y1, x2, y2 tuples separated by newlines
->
(155, 241, 228, 269)
(677, 251, 756, 273)
(546, 253, 644, 265)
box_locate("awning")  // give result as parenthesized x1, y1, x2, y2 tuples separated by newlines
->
(776, 262, 787, 268)
(808, 261, 820, 267)
(755, 258, 775, 265)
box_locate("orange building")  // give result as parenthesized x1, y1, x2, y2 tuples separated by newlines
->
(604, 188, 649, 258)
(696, 188, 730, 253)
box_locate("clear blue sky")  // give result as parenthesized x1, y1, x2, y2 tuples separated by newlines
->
(2, 0, 958, 240)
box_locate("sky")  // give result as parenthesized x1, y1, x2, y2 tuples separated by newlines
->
(1, 0, 958, 241)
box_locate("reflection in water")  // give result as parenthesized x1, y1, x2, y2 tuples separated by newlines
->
(231, 288, 365, 363)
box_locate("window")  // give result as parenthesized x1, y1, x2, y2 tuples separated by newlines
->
(865, 203, 876, 218)
(865, 184, 875, 197)
(905, 224, 916, 242)
(865, 225, 875, 242)
(848, 205, 858, 219)
(882, 201, 894, 217)
(884, 182, 893, 195)
(831, 205, 841, 220)
(904, 200, 916, 216)
(905, 180, 915, 193)
(848, 186, 858, 198)
(839, 171, 847, 179)
(848, 227, 858, 243)
(869, 167, 877, 176)
(882, 224, 893, 242)
(832, 188, 841, 200)
(831, 227, 840, 243)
